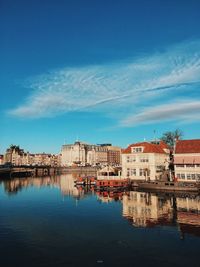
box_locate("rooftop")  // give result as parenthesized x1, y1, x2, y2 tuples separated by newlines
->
(122, 141, 169, 154)
(175, 139, 200, 154)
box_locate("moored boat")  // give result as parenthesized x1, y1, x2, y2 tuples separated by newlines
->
(96, 179, 130, 189)
(138, 180, 200, 193)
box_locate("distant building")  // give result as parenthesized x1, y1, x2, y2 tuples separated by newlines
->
(29, 153, 60, 166)
(174, 139, 200, 182)
(122, 141, 169, 180)
(4, 145, 25, 165)
(4, 145, 61, 166)
(33, 153, 52, 166)
(61, 141, 121, 166)
(93, 145, 108, 165)
(102, 145, 121, 166)
(0, 155, 4, 165)
(61, 141, 88, 166)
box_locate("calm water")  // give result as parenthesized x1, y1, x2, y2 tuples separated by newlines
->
(0, 174, 200, 267)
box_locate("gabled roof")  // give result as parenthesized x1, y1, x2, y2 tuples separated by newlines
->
(122, 142, 168, 154)
(175, 139, 200, 154)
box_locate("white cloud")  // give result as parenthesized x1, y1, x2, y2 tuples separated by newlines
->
(8, 40, 200, 125)
(121, 100, 200, 126)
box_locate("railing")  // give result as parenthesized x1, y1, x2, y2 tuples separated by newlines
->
(97, 175, 124, 180)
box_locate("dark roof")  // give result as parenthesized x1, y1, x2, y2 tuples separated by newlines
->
(175, 139, 200, 154)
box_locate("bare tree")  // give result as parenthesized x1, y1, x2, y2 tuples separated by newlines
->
(160, 129, 183, 147)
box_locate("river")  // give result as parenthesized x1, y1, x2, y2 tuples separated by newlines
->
(0, 174, 199, 267)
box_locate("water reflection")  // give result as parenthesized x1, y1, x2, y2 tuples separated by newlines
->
(123, 192, 174, 227)
(1, 173, 85, 198)
(1, 174, 200, 238)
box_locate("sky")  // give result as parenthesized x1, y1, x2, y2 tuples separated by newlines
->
(0, 0, 200, 154)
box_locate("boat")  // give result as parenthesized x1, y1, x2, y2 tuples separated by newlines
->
(138, 180, 200, 193)
(96, 179, 130, 189)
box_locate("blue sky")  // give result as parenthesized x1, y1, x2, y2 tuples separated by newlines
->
(1, 0, 200, 154)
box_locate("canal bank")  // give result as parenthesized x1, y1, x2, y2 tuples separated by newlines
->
(0, 166, 98, 179)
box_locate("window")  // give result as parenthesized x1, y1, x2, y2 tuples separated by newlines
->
(131, 156, 136, 162)
(196, 174, 200, 180)
(127, 156, 136, 163)
(140, 157, 149, 162)
(191, 174, 196, 180)
(187, 174, 191, 180)
(139, 169, 145, 176)
(130, 169, 136, 176)
(131, 147, 143, 153)
(177, 173, 181, 178)
(181, 173, 185, 179)
(156, 165, 164, 171)
(127, 168, 130, 177)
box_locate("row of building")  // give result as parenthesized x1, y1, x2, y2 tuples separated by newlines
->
(61, 141, 121, 166)
(121, 139, 200, 183)
(121, 140, 170, 181)
(0, 142, 121, 167)
(1, 139, 200, 183)
(0, 145, 61, 166)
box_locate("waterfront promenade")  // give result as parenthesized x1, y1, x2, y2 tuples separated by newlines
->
(0, 165, 98, 178)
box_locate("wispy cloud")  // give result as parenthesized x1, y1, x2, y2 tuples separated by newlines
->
(8, 40, 200, 126)
(121, 100, 200, 126)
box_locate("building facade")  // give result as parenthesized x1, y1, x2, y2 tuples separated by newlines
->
(107, 146, 121, 166)
(174, 139, 200, 182)
(0, 155, 4, 165)
(122, 141, 169, 180)
(61, 141, 89, 166)
(4, 145, 60, 166)
(61, 141, 121, 166)
(4, 145, 25, 166)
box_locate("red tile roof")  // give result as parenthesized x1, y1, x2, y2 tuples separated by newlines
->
(175, 139, 200, 154)
(122, 142, 169, 154)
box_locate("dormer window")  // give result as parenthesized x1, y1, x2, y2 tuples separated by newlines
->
(131, 147, 143, 153)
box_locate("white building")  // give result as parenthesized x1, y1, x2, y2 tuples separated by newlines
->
(174, 139, 200, 182)
(61, 141, 88, 166)
(122, 141, 169, 180)
(61, 141, 121, 167)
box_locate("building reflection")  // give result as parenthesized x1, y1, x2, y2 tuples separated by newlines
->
(59, 174, 79, 197)
(2, 174, 85, 199)
(122, 191, 200, 238)
(122, 191, 174, 227)
(176, 196, 200, 237)
(3, 176, 59, 194)
(96, 190, 127, 203)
